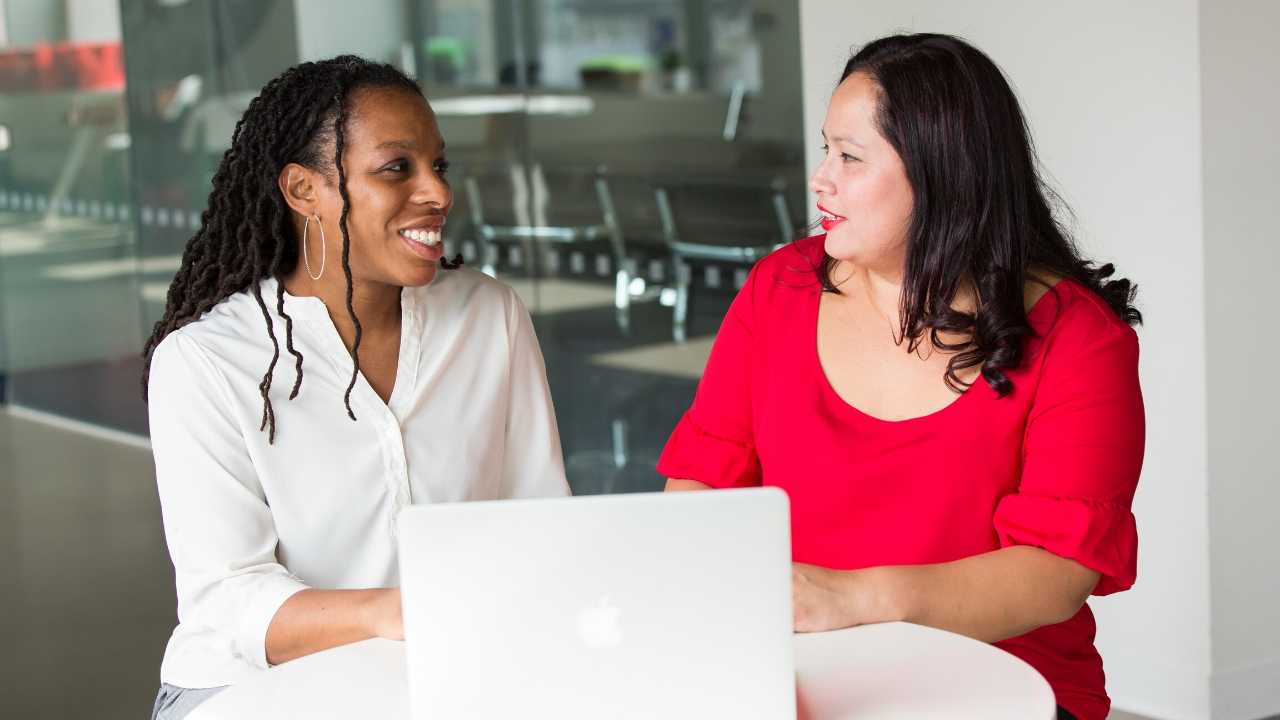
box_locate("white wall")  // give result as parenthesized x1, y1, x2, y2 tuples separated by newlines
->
(800, 2, 1214, 718)
(1201, 2, 1280, 719)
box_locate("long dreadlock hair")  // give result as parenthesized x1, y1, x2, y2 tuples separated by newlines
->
(141, 55, 461, 443)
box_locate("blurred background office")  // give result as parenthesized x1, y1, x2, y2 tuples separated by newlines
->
(0, 1, 1275, 719)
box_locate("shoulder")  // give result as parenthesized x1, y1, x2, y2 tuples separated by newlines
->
(147, 322, 236, 408)
(413, 266, 523, 315)
(411, 267, 532, 344)
(753, 235, 825, 287)
(149, 283, 286, 399)
(1030, 278, 1139, 365)
(174, 288, 264, 346)
(736, 235, 824, 309)
(709, 235, 822, 339)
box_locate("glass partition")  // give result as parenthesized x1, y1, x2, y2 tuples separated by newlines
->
(0, 0, 806, 495)
(0, 0, 141, 429)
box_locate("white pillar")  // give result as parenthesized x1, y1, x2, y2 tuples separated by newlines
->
(1201, 2, 1280, 718)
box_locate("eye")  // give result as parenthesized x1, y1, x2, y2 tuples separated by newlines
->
(433, 159, 450, 175)
(382, 159, 409, 173)
(821, 144, 858, 163)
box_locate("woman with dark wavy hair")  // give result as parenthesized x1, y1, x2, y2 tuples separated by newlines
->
(660, 34, 1143, 720)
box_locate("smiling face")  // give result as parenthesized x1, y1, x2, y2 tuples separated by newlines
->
(281, 85, 452, 291)
(809, 71, 915, 277)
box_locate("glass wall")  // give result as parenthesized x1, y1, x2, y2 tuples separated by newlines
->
(0, 0, 806, 494)
(0, 1, 140, 429)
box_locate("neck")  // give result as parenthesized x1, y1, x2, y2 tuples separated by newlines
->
(282, 267, 402, 350)
(833, 259, 981, 325)
(833, 259, 905, 323)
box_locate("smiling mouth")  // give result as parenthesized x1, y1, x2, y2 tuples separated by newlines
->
(817, 205, 846, 231)
(399, 228, 442, 247)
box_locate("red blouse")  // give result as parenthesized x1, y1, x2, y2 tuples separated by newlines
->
(657, 236, 1144, 720)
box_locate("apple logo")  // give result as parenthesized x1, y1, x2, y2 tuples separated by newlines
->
(577, 596, 623, 649)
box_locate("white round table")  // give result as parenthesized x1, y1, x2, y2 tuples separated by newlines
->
(188, 622, 1054, 720)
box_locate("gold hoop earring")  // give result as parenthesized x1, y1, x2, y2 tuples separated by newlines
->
(302, 214, 326, 281)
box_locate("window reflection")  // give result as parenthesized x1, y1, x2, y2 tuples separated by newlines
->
(0, 1, 805, 494)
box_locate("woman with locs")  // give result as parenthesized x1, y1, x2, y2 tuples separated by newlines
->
(143, 56, 568, 720)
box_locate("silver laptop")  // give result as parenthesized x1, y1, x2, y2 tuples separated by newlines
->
(397, 487, 795, 719)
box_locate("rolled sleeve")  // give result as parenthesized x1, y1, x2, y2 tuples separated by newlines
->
(994, 494, 1137, 595)
(149, 331, 309, 669)
(993, 317, 1145, 595)
(658, 412, 762, 488)
(657, 265, 762, 488)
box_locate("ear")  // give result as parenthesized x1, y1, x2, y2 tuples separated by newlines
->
(278, 163, 320, 218)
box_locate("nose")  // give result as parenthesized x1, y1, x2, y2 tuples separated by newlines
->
(410, 169, 452, 211)
(809, 155, 835, 197)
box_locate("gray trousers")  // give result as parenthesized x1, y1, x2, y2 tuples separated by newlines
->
(151, 683, 226, 720)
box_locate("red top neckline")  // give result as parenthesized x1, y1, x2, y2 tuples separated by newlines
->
(809, 269, 1064, 426)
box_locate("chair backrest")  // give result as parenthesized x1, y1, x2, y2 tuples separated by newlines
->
(600, 173, 667, 250)
(463, 163, 617, 233)
(653, 176, 798, 259)
(460, 161, 627, 271)
(462, 161, 531, 229)
(532, 164, 611, 231)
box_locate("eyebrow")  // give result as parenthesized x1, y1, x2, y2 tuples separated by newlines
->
(820, 130, 865, 149)
(375, 139, 446, 152)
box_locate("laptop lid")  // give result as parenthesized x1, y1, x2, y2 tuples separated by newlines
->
(397, 487, 794, 719)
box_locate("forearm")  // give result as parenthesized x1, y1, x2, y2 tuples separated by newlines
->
(669, 480, 1094, 642)
(862, 546, 1099, 643)
(265, 587, 400, 665)
(665, 478, 712, 491)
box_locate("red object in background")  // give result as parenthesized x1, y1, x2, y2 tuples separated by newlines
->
(0, 42, 125, 93)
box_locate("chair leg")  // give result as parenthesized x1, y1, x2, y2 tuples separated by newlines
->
(673, 259, 690, 343)
(614, 266, 631, 335)
(611, 418, 628, 470)
(477, 235, 496, 277)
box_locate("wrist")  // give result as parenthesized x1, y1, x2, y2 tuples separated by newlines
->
(362, 588, 395, 637)
(849, 566, 912, 624)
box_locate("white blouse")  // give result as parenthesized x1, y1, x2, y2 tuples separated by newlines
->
(147, 269, 569, 689)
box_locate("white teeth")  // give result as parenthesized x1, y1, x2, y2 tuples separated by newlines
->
(401, 229, 442, 246)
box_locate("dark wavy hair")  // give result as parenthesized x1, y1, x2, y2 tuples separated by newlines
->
(820, 34, 1141, 395)
(141, 55, 459, 442)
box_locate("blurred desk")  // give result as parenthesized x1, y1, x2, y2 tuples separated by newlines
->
(188, 622, 1054, 720)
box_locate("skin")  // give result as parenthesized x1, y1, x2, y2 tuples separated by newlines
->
(265, 86, 451, 664)
(667, 71, 1100, 644)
